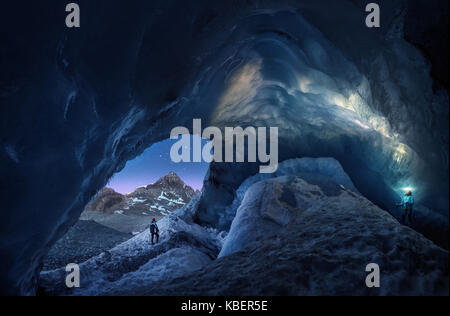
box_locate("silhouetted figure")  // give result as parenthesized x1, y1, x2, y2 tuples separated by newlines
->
(397, 191, 414, 224)
(150, 218, 159, 245)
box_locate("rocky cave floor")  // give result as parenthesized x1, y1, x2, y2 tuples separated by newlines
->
(38, 159, 449, 296)
(42, 221, 132, 271)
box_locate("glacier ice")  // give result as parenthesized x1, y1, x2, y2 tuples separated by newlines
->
(39, 195, 224, 296)
(212, 157, 360, 229)
(85, 173, 447, 296)
(0, 0, 448, 294)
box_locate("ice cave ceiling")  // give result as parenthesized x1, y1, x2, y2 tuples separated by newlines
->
(0, 0, 448, 295)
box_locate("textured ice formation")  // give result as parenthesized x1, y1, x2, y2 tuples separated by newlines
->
(212, 157, 359, 229)
(106, 175, 449, 296)
(39, 195, 224, 296)
(0, 0, 448, 294)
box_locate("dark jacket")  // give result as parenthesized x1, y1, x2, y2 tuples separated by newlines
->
(150, 222, 159, 234)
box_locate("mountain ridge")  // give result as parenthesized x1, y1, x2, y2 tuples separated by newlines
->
(85, 172, 199, 218)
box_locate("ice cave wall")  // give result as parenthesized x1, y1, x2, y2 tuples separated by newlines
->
(0, 0, 448, 294)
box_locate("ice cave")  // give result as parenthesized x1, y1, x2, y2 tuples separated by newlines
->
(0, 0, 448, 295)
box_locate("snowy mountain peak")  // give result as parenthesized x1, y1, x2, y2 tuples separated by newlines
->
(84, 172, 199, 222)
(148, 172, 186, 190)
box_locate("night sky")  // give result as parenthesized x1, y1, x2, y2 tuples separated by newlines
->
(107, 135, 210, 194)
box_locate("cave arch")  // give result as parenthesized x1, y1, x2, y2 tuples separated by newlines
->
(0, 0, 448, 295)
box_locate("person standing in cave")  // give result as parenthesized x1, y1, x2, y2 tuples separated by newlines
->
(149, 218, 160, 245)
(397, 191, 414, 224)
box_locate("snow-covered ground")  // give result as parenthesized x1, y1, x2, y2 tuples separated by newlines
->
(39, 195, 225, 296)
(109, 174, 448, 296)
(40, 159, 448, 296)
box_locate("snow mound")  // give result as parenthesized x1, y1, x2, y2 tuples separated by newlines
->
(119, 175, 447, 296)
(216, 157, 359, 229)
(40, 173, 448, 296)
(39, 195, 223, 296)
(220, 174, 354, 257)
(93, 247, 211, 296)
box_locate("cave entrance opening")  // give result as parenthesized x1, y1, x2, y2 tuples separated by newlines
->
(41, 135, 211, 272)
